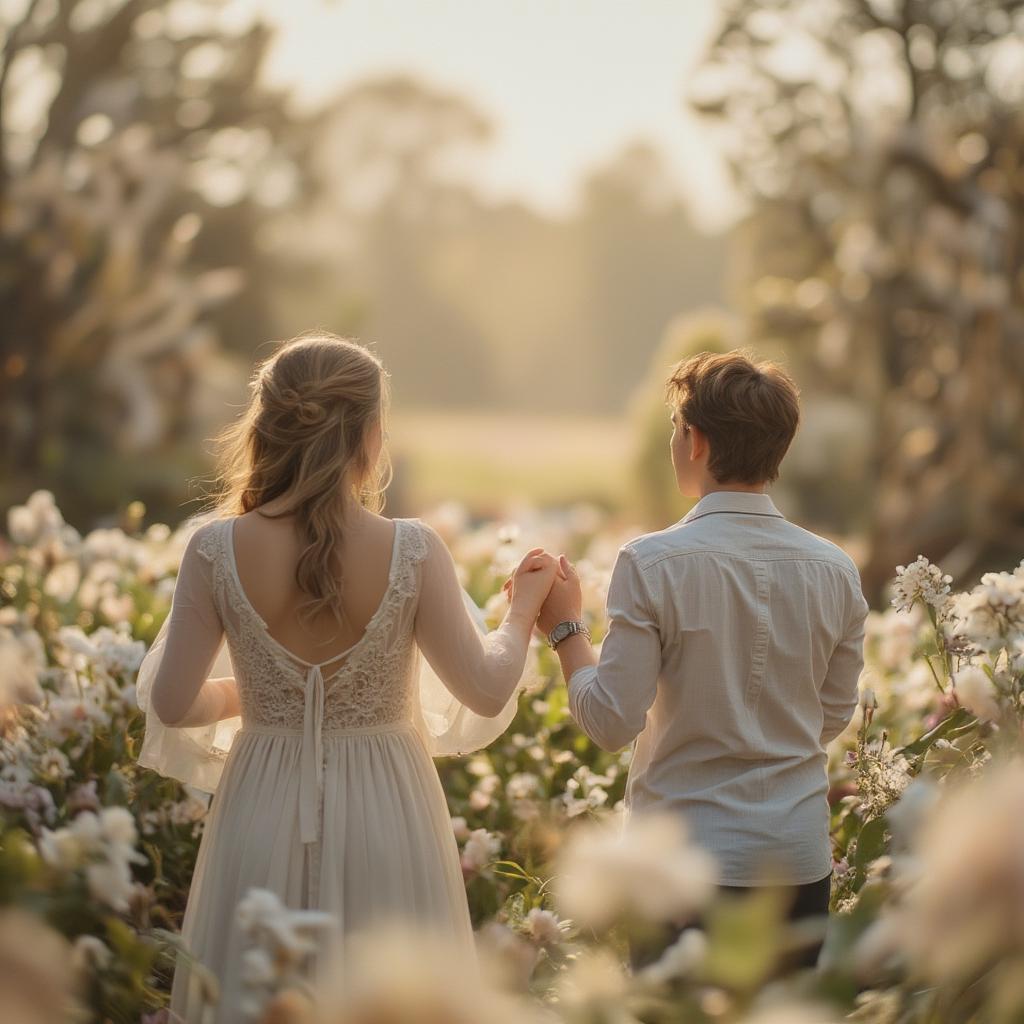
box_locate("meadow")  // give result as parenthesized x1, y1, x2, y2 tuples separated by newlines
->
(2, 491, 1023, 1024)
(390, 411, 633, 513)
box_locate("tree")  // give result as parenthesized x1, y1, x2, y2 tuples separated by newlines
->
(0, 0, 319, 525)
(692, 0, 1024, 595)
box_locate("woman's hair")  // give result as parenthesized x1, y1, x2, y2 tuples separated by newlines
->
(666, 349, 800, 484)
(211, 332, 390, 627)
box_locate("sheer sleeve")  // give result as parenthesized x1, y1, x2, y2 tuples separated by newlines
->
(413, 523, 534, 756)
(136, 520, 242, 793)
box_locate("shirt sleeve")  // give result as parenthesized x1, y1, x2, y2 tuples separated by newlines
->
(150, 528, 235, 728)
(819, 571, 869, 745)
(568, 546, 661, 751)
(414, 524, 530, 718)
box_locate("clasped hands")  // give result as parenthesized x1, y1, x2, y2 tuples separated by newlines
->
(502, 548, 584, 641)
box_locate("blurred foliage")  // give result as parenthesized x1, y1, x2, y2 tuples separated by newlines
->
(6, 493, 1024, 1022)
(630, 309, 737, 526)
(691, 0, 1024, 597)
(0, 0, 324, 528)
(630, 309, 874, 539)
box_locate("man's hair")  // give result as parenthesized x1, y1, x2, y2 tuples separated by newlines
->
(666, 350, 800, 484)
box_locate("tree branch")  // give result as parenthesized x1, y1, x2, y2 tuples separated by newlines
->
(0, 0, 46, 185)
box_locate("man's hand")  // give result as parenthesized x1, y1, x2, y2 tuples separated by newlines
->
(537, 555, 584, 635)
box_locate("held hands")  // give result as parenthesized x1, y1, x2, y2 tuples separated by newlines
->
(504, 548, 563, 627)
(537, 555, 583, 636)
(503, 551, 584, 637)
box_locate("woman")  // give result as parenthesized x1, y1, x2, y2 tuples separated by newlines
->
(136, 334, 557, 1022)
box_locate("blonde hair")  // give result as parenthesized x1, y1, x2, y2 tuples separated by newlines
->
(212, 333, 390, 626)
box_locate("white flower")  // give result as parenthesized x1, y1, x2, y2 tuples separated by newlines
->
(7, 503, 37, 545)
(639, 928, 707, 985)
(86, 859, 135, 912)
(896, 762, 1024, 982)
(39, 826, 85, 870)
(91, 627, 147, 677)
(868, 606, 923, 672)
(891, 556, 952, 614)
(462, 828, 501, 873)
(556, 814, 718, 930)
(506, 772, 540, 801)
(469, 788, 493, 812)
(43, 561, 81, 603)
(72, 934, 112, 972)
(954, 665, 1002, 722)
(39, 808, 144, 911)
(37, 749, 72, 781)
(556, 948, 629, 1007)
(315, 926, 536, 1024)
(236, 889, 287, 935)
(100, 805, 139, 849)
(524, 907, 566, 946)
(952, 571, 1024, 652)
(57, 626, 98, 660)
(475, 921, 539, 989)
(240, 947, 275, 987)
(236, 888, 334, 961)
(0, 628, 44, 708)
(450, 816, 470, 842)
(69, 809, 103, 846)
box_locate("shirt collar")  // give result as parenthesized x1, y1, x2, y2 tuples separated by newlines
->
(681, 490, 784, 524)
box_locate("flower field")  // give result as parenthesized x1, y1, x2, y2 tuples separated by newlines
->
(2, 491, 1024, 1024)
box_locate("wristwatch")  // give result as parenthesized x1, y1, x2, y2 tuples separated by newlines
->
(548, 620, 592, 650)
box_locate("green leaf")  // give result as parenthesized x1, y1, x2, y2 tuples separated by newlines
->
(852, 815, 889, 870)
(896, 708, 973, 759)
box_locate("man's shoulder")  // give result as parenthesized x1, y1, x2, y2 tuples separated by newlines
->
(776, 521, 861, 576)
(620, 520, 707, 568)
(623, 516, 860, 581)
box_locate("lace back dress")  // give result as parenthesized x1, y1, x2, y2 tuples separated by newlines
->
(136, 516, 528, 1024)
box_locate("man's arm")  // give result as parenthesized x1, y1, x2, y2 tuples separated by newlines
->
(819, 576, 869, 745)
(541, 548, 661, 752)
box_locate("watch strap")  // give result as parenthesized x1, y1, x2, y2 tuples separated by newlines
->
(548, 620, 591, 650)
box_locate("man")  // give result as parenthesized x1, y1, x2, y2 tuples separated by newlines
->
(538, 350, 868, 967)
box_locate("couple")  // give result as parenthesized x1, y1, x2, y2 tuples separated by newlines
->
(136, 334, 867, 1022)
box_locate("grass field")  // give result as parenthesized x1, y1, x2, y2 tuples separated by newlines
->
(390, 410, 633, 514)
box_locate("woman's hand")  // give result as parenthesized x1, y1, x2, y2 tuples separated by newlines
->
(504, 548, 561, 626)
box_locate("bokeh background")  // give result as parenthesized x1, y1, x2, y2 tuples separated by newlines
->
(3, 0, 1023, 602)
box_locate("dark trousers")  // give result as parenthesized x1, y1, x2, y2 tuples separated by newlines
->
(630, 872, 832, 973)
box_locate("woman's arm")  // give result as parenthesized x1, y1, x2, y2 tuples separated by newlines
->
(150, 529, 240, 728)
(414, 525, 556, 718)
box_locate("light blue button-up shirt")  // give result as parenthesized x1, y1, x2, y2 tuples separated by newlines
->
(569, 491, 868, 886)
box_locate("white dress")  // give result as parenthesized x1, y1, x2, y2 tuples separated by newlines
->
(136, 517, 528, 1023)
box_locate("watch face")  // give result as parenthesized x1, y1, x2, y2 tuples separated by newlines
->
(551, 622, 574, 644)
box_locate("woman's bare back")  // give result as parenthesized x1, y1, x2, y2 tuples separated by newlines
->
(231, 505, 397, 665)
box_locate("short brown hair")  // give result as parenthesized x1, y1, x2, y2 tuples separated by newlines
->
(666, 350, 800, 484)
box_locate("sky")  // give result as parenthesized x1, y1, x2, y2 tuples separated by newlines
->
(243, 0, 741, 233)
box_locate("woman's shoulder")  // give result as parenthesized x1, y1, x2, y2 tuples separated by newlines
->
(391, 516, 437, 562)
(183, 512, 227, 542)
